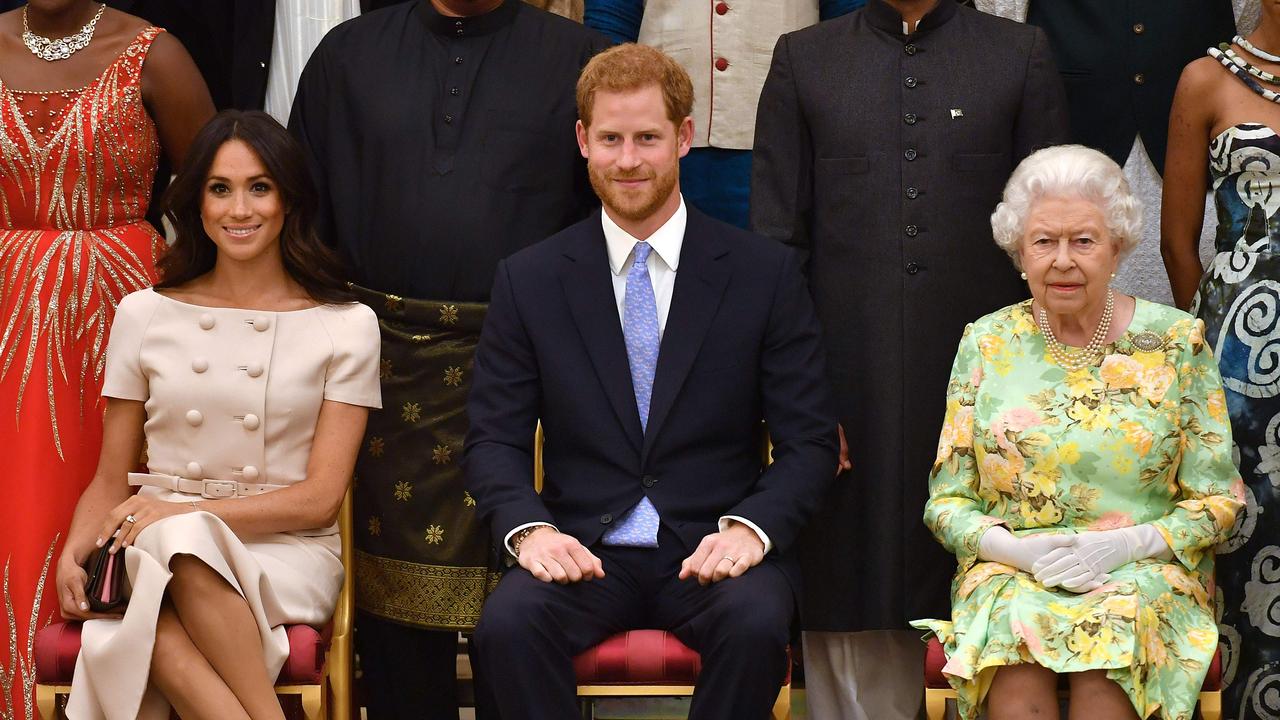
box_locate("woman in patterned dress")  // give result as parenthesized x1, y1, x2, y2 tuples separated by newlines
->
(915, 145, 1243, 720)
(0, 2, 212, 718)
(1162, 5, 1280, 718)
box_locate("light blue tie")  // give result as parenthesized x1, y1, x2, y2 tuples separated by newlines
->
(602, 241, 661, 548)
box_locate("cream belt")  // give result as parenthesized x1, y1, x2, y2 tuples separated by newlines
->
(127, 472, 288, 499)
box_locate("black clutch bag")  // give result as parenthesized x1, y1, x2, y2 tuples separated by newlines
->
(83, 546, 126, 613)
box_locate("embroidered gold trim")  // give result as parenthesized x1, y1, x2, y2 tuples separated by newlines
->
(355, 550, 498, 630)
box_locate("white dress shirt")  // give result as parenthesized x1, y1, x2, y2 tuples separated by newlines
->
(505, 197, 773, 557)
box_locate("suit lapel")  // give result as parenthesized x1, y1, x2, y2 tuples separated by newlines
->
(559, 217, 645, 451)
(642, 211, 732, 461)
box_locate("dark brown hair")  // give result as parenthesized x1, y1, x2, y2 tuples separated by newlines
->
(576, 43, 694, 128)
(156, 110, 353, 303)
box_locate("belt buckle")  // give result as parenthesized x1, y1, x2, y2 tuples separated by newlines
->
(201, 480, 237, 499)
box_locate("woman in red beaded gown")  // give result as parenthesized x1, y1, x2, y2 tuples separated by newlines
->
(0, 2, 211, 717)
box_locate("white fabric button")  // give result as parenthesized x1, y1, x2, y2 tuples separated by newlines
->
(186, 461, 203, 477)
(252, 315, 271, 332)
(192, 357, 208, 373)
(242, 465, 260, 481)
(185, 409, 203, 426)
(242, 413, 261, 430)
(198, 313, 215, 330)
(246, 361, 264, 378)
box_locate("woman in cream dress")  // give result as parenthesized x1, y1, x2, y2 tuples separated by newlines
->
(53, 110, 380, 720)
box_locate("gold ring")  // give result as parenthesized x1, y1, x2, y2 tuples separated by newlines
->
(722, 556, 736, 564)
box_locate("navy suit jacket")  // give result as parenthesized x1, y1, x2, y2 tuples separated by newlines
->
(463, 206, 838, 588)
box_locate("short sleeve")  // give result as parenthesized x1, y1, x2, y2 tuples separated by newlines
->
(320, 303, 382, 409)
(101, 290, 159, 401)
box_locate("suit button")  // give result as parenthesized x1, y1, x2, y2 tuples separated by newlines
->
(186, 409, 203, 426)
(192, 357, 208, 373)
(904, 148, 918, 161)
(715, 2, 729, 14)
(715, 57, 729, 71)
(450, 87, 460, 96)
(1133, 72, 1145, 85)
(1133, 22, 1145, 34)
(242, 413, 261, 431)
(252, 315, 271, 332)
(242, 465, 260, 481)
(186, 461, 203, 478)
(904, 112, 917, 125)
(246, 361, 264, 378)
(642, 475, 656, 488)
(904, 43, 917, 55)
(906, 186, 919, 199)
(906, 262, 920, 274)
(904, 76, 918, 88)
(198, 313, 215, 330)
(600, 513, 613, 525)
(444, 114, 454, 124)
(906, 225, 918, 237)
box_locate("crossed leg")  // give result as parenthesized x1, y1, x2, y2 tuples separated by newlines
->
(149, 554, 284, 720)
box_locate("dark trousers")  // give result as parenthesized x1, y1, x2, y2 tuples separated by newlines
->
(472, 527, 793, 719)
(356, 612, 459, 720)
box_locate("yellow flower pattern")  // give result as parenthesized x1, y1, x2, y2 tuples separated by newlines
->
(914, 300, 1242, 720)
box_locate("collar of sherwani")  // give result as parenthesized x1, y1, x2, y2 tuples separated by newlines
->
(864, 0, 958, 39)
(416, 0, 519, 38)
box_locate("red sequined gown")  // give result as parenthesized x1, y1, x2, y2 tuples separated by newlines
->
(0, 27, 166, 720)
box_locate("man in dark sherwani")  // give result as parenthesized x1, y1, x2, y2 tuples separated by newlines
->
(751, 0, 1068, 716)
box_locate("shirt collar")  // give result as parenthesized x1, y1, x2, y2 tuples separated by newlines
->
(865, 0, 956, 38)
(603, 196, 687, 276)
(416, 0, 517, 38)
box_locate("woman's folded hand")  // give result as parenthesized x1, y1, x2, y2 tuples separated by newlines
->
(977, 525, 1074, 574)
(1032, 525, 1173, 593)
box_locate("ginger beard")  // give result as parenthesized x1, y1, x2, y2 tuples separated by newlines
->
(588, 155, 679, 224)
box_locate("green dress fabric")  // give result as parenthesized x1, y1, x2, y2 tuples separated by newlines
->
(912, 298, 1244, 720)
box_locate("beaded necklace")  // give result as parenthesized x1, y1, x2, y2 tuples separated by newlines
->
(1036, 290, 1115, 372)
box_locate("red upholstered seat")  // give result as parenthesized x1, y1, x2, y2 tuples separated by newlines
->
(924, 636, 1222, 690)
(573, 629, 792, 687)
(574, 630, 702, 685)
(34, 621, 331, 685)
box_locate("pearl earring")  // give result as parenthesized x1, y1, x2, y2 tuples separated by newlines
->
(1110, 273, 1116, 279)
(1020, 271, 1028, 280)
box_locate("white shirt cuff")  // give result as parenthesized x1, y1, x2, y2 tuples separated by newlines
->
(719, 516, 773, 555)
(503, 522, 559, 558)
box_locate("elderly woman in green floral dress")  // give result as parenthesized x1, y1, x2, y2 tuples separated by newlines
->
(913, 145, 1244, 720)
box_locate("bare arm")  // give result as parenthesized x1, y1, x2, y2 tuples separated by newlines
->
(1162, 59, 1217, 310)
(140, 31, 215, 170)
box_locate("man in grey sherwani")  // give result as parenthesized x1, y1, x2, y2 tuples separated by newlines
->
(751, 0, 1068, 717)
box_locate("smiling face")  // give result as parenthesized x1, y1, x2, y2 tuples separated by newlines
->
(200, 139, 285, 267)
(1018, 195, 1122, 320)
(576, 84, 691, 231)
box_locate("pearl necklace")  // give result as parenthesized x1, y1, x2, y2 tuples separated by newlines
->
(1036, 290, 1114, 372)
(22, 3, 105, 63)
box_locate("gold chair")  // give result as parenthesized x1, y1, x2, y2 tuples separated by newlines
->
(34, 490, 355, 720)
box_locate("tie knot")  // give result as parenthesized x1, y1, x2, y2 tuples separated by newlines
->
(632, 242, 652, 267)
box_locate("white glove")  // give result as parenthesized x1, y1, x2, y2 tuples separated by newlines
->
(1032, 525, 1173, 593)
(977, 526, 1074, 574)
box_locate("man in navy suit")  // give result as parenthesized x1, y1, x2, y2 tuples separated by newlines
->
(464, 43, 837, 718)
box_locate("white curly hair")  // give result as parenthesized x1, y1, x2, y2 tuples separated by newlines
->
(990, 144, 1143, 270)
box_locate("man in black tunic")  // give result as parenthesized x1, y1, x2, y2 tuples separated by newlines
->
(751, 0, 1068, 717)
(289, 1, 608, 716)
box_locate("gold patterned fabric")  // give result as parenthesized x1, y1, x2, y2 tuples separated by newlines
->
(349, 285, 498, 630)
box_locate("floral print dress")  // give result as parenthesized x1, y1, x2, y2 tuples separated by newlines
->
(912, 299, 1244, 720)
